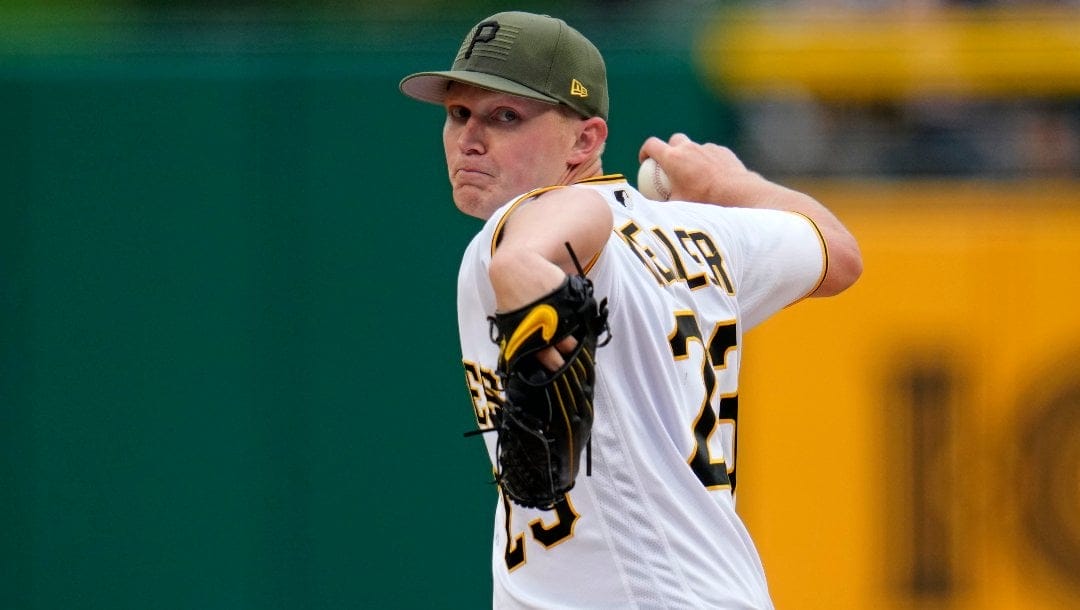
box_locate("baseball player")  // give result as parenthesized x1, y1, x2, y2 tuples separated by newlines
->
(400, 11, 861, 609)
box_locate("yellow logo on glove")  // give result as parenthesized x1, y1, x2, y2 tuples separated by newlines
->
(503, 304, 558, 361)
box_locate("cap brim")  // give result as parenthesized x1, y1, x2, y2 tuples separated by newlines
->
(400, 70, 560, 107)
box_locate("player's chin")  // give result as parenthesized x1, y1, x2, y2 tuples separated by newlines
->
(452, 185, 498, 220)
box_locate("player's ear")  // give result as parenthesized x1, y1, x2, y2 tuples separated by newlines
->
(569, 117, 608, 165)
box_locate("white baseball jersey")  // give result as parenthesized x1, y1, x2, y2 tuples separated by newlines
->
(458, 175, 827, 609)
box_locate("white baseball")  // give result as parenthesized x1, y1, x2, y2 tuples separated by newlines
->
(637, 157, 671, 201)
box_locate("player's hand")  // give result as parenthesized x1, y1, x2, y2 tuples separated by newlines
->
(535, 336, 578, 371)
(638, 133, 762, 206)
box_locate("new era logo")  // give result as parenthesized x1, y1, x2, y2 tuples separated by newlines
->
(570, 79, 588, 98)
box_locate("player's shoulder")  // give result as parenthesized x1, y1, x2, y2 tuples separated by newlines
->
(496, 184, 611, 233)
(654, 198, 811, 227)
(531, 183, 610, 210)
(527, 187, 611, 230)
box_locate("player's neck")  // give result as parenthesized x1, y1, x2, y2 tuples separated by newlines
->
(561, 157, 603, 185)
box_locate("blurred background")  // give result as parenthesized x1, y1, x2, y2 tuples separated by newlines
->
(2, 1, 1078, 609)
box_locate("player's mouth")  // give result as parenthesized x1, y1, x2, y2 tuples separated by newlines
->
(452, 167, 497, 192)
(454, 167, 494, 180)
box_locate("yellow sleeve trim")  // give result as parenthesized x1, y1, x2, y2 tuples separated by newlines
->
(574, 174, 627, 186)
(489, 185, 569, 257)
(789, 211, 829, 302)
(487, 182, 612, 275)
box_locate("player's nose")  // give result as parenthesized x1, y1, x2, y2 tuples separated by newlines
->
(455, 117, 486, 154)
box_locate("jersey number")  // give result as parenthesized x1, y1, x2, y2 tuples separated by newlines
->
(502, 492, 579, 571)
(668, 311, 739, 491)
(498, 312, 738, 571)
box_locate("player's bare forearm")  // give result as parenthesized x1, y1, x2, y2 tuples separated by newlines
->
(489, 248, 567, 311)
(490, 187, 612, 310)
(489, 188, 612, 370)
(639, 133, 862, 296)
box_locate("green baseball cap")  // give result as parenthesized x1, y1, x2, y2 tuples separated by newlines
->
(399, 12, 608, 120)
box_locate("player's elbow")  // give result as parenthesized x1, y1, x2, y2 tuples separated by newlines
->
(813, 233, 863, 297)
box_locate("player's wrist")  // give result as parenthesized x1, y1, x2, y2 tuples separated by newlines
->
(701, 173, 768, 207)
(490, 250, 567, 312)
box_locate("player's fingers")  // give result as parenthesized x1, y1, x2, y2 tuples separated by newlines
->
(535, 336, 579, 372)
(641, 133, 698, 162)
(668, 132, 694, 147)
(555, 336, 578, 355)
(638, 136, 670, 163)
(536, 346, 567, 371)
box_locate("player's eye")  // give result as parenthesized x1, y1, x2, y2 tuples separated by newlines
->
(492, 108, 519, 123)
(448, 106, 470, 121)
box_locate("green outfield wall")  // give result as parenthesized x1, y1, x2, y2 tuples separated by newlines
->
(1, 14, 720, 609)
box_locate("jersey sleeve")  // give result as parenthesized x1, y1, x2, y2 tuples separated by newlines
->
(707, 206, 827, 331)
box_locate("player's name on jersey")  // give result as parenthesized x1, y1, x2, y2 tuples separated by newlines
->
(615, 221, 735, 294)
(463, 359, 503, 430)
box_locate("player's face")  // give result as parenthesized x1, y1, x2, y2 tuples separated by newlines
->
(443, 84, 583, 219)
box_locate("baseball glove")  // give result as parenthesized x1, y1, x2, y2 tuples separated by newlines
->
(486, 266, 609, 509)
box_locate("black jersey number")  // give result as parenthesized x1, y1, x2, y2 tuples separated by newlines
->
(668, 311, 740, 492)
(502, 492, 580, 571)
